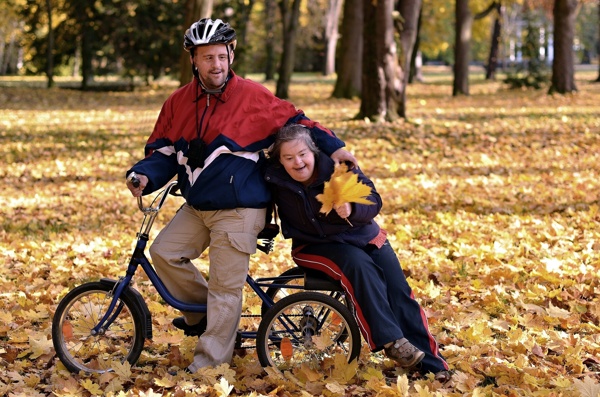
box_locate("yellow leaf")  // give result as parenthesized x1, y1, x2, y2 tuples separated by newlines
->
(112, 360, 132, 380)
(298, 363, 321, 382)
(331, 354, 358, 383)
(396, 374, 409, 396)
(29, 334, 53, 359)
(80, 379, 103, 396)
(316, 163, 375, 215)
(154, 376, 176, 388)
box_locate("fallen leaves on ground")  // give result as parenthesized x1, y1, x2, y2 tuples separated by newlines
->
(1, 70, 600, 396)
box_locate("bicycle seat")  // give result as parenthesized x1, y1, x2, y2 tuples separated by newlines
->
(303, 268, 343, 292)
(257, 223, 279, 240)
(257, 224, 280, 254)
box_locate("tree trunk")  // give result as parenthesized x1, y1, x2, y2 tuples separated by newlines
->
(178, 0, 213, 87)
(453, 0, 472, 96)
(228, 0, 255, 77)
(332, 0, 363, 98)
(485, 4, 502, 80)
(81, 18, 94, 90)
(358, 0, 401, 122)
(275, 0, 302, 99)
(408, 10, 423, 83)
(322, 0, 343, 76)
(46, 0, 55, 88)
(549, 0, 579, 93)
(263, 0, 277, 81)
(595, 0, 600, 82)
(395, 0, 422, 118)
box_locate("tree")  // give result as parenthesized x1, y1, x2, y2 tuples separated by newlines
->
(275, 0, 302, 98)
(395, 0, 422, 117)
(179, 0, 213, 87)
(453, 0, 472, 96)
(597, 0, 600, 82)
(549, 0, 579, 93)
(331, 0, 363, 98)
(595, 0, 600, 83)
(263, 0, 277, 81)
(322, 0, 343, 75)
(485, 2, 502, 80)
(358, 0, 402, 121)
(45, 0, 55, 88)
(214, 0, 256, 77)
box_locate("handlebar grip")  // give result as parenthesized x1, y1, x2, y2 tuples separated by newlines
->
(127, 172, 141, 188)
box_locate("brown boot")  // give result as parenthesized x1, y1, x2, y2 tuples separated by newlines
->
(384, 338, 425, 368)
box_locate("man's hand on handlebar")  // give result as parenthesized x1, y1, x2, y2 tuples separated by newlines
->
(126, 172, 148, 197)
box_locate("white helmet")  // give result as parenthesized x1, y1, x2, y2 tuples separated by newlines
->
(183, 18, 237, 52)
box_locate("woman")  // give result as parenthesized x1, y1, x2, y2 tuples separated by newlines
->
(264, 124, 451, 382)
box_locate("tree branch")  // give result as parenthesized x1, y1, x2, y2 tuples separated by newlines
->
(474, 1, 500, 20)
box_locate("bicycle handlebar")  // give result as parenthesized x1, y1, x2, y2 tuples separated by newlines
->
(127, 172, 179, 214)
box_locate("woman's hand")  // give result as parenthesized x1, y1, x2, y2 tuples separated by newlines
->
(334, 203, 352, 219)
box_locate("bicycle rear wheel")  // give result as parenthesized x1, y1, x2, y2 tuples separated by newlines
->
(261, 267, 354, 316)
(52, 281, 145, 374)
(256, 291, 361, 370)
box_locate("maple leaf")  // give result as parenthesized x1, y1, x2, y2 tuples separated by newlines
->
(574, 377, 600, 397)
(316, 163, 375, 216)
(153, 376, 176, 388)
(80, 379, 103, 396)
(111, 360, 132, 380)
(395, 374, 409, 396)
(138, 389, 164, 397)
(28, 333, 53, 359)
(331, 354, 358, 383)
(214, 377, 234, 397)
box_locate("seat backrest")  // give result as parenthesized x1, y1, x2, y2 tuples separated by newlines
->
(303, 268, 344, 292)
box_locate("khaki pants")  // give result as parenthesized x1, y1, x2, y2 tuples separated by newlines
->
(149, 204, 266, 371)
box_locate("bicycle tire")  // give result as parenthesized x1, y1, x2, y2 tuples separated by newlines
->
(52, 281, 146, 374)
(256, 291, 361, 370)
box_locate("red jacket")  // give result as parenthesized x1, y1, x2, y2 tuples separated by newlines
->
(127, 71, 345, 210)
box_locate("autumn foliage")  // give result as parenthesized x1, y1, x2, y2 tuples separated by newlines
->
(1, 69, 600, 396)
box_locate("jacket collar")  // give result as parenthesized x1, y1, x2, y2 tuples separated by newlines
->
(193, 70, 238, 103)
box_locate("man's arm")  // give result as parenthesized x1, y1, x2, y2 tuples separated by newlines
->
(330, 148, 358, 168)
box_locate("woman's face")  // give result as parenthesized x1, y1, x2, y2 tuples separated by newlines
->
(279, 138, 316, 183)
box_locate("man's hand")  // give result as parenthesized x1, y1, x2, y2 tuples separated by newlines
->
(126, 173, 148, 197)
(330, 148, 358, 168)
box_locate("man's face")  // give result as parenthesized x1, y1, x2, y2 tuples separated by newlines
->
(191, 44, 233, 90)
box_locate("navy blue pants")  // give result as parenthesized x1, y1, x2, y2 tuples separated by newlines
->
(292, 240, 448, 374)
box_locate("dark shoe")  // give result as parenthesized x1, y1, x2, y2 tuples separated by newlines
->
(384, 338, 425, 368)
(172, 316, 207, 337)
(434, 370, 452, 383)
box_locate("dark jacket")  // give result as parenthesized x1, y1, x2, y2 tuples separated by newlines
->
(264, 153, 382, 248)
(126, 71, 345, 211)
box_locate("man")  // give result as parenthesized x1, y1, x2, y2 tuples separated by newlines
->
(125, 18, 356, 373)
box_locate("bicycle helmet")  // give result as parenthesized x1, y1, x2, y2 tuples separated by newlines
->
(184, 18, 237, 52)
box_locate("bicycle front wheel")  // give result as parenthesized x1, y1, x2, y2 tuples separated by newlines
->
(52, 281, 146, 374)
(256, 291, 361, 370)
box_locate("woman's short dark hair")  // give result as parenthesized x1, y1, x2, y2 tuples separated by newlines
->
(268, 124, 319, 163)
